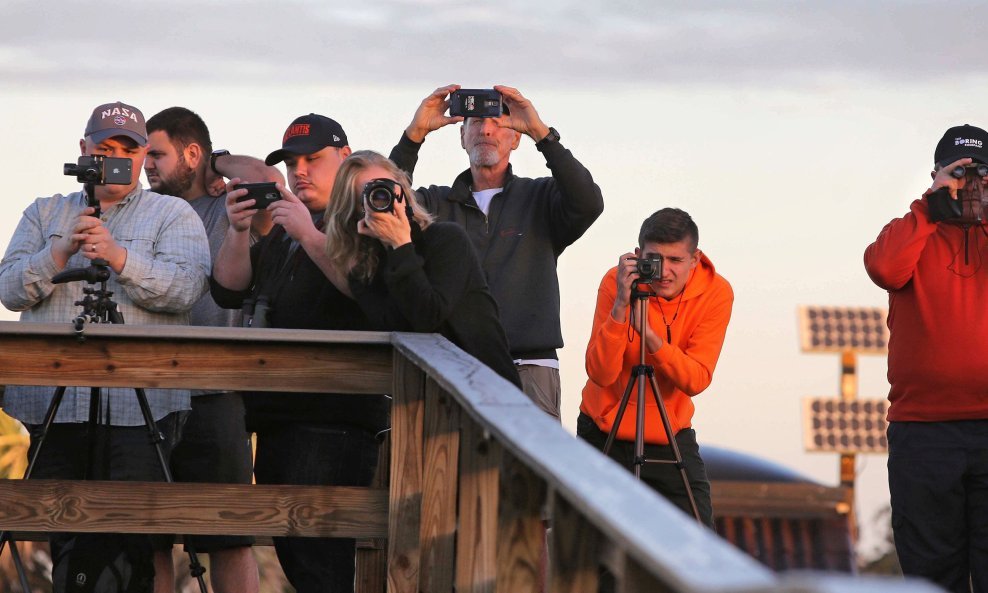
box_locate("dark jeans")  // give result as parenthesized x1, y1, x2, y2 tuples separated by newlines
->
(167, 392, 255, 552)
(26, 413, 185, 574)
(888, 420, 988, 593)
(577, 413, 714, 528)
(253, 422, 380, 593)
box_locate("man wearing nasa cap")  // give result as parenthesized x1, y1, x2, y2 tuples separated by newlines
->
(865, 124, 988, 593)
(212, 114, 389, 592)
(0, 101, 210, 586)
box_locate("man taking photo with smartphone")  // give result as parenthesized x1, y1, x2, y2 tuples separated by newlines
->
(389, 84, 604, 420)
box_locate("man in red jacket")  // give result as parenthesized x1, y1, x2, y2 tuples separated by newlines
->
(578, 208, 733, 527)
(865, 124, 988, 593)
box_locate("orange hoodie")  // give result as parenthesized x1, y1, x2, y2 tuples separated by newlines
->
(579, 252, 733, 445)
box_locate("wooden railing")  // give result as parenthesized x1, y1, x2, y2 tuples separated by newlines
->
(0, 322, 938, 593)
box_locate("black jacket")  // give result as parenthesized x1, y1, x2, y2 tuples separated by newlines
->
(350, 221, 522, 389)
(210, 225, 390, 432)
(390, 132, 604, 359)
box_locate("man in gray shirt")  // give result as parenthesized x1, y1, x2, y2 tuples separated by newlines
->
(145, 106, 282, 593)
(0, 101, 210, 587)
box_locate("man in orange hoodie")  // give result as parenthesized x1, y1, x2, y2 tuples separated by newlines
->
(578, 208, 733, 527)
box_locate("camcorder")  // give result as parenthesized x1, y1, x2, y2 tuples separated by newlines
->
(63, 155, 132, 185)
(449, 89, 503, 118)
(234, 182, 282, 209)
(362, 179, 404, 213)
(635, 255, 663, 282)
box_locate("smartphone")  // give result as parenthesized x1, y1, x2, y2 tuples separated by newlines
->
(449, 89, 502, 118)
(63, 155, 133, 185)
(234, 182, 281, 209)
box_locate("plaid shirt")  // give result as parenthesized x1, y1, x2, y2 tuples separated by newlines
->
(0, 185, 210, 425)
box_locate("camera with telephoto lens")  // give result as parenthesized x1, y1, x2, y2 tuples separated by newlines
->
(362, 178, 404, 213)
(63, 155, 133, 185)
(635, 255, 663, 282)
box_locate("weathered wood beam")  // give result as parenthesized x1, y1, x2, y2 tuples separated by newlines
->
(0, 479, 387, 538)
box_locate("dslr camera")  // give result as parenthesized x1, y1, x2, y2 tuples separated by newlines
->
(63, 155, 133, 185)
(449, 89, 503, 118)
(362, 179, 404, 213)
(635, 255, 663, 282)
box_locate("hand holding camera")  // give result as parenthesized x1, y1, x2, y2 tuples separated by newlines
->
(406, 84, 465, 143)
(357, 179, 412, 250)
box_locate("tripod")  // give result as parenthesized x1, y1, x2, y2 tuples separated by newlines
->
(0, 184, 208, 593)
(602, 281, 702, 524)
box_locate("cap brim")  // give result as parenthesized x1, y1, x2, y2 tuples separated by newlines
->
(87, 129, 147, 147)
(938, 151, 988, 167)
(264, 141, 331, 166)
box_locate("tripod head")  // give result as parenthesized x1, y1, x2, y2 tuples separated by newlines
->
(52, 181, 125, 338)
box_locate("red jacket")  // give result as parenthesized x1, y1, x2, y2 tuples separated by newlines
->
(865, 196, 988, 422)
(580, 252, 733, 444)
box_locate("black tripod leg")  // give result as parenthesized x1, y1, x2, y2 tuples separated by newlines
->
(646, 373, 702, 524)
(132, 388, 208, 593)
(6, 534, 32, 593)
(603, 370, 639, 456)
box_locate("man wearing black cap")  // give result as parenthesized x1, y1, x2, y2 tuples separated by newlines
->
(211, 114, 389, 593)
(0, 101, 211, 588)
(865, 124, 988, 593)
(389, 84, 604, 421)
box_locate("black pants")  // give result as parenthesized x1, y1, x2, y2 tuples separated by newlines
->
(253, 422, 380, 593)
(577, 413, 714, 528)
(888, 420, 988, 593)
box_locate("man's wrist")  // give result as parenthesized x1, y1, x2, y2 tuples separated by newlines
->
(210, 149, 231, 176)
(535, 126, 560, 151)
(404, 126, 427, 145)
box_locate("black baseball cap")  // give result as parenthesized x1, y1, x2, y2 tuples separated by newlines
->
(934, 124, 988, 166)
(265, 114, 349, 165)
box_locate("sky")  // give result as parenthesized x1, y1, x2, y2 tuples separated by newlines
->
(4, 0, 988, 561)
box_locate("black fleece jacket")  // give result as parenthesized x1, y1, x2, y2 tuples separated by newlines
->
(350, 221, 522, 389)
(389, 132, 604, 360)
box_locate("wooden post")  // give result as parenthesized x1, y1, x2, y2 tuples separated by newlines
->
(549, 493, 599, 593)
(495, 452, 545, 593)
(456, 416, 502, 593)
(419, 379, 460, 593)
(388, 354, 426, 593)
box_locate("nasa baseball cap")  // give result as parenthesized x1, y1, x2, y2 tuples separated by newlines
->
(265, 114, 349, 166)
(84, 101, 148, 146)
(935, 124, 988, 166)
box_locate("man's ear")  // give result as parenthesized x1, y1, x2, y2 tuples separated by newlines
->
(79, 139, 86, 155)
(931, 170, 937, 180)
(634, 246, 641, 257)
(186, 143, 204, 169)
(460, 123, 467, 149)
(339, 146, 352, 158)
(511, 131, 522, 151)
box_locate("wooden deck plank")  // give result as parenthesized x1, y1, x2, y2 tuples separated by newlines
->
(0, 480, 386, 537)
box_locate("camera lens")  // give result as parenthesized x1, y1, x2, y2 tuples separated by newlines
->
(362, 179, 399, 213)
(366, 187, 394, 212)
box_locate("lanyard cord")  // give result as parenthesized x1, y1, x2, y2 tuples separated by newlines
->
(655, 288, 685, 343)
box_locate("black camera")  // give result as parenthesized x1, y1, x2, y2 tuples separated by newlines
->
(63, 155, 133, 185)
(951, 163, 988, 179)
(449, 89, 503, 118)
(362, 179, 403, 213)
(234, 182, 282, 209)
(635, 256, 663, 282)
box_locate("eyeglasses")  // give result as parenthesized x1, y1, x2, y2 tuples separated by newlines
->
(950, 163, 988, 179)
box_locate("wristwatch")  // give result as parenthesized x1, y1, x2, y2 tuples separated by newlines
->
(535, 127, 561, 151)
(210, 149, 231, 176)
